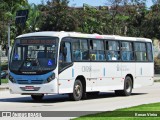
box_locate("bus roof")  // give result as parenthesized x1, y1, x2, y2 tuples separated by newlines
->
(16, 31, 152, 42)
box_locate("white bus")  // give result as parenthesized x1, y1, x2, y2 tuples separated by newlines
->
(9, 31, 154, 101)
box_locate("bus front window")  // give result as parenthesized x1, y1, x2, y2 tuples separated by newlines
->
(10, 37, 58, 74)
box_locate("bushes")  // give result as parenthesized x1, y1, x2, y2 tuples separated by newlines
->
(154, 57, 160, 65)
(154, 57, 160, 74)
(1, 62, 8, 71)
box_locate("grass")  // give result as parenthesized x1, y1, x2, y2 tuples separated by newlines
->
(0, 62, 8, 84)
(0, 79, 8, 83)
(154, 80, 160, 82)
(73, 102, 160, 120)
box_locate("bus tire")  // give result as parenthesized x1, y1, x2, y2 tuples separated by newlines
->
(69, 80, 83, 101)
(115, 76, 132, 96)
(31, 94, 44, 101)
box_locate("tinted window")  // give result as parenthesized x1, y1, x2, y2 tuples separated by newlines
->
(146, 43, 153, 62)
(121, 42, 134, 61)
(59, 41, 72, 71)
(90, 40, 105, 61)
(10, 37, 58, 74)
(72, 39, 89, 61)
(106, 41, 120, 61)
(134, 42, 147, 61)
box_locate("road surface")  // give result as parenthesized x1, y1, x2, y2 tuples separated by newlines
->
(0, 83, 160, 118)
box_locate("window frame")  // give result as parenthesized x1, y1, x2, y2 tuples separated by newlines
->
(58, 37, 73, 73)
(71, 37, 90, 62)
(146, 42, 153, 62)
(105, 40, 121, 62)
(121, 41, 135, 61)
(89, 39, 106, 62)
(134, 42, 148, 62)
(59, 37, 153, 63)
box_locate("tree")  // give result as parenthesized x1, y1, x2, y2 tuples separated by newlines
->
(0, 0, 28, 45)
(17, 3, 41, 34)
(39, 0, 78, 31)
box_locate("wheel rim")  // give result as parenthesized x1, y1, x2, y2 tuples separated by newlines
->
(74, 84, 81, 97)
(126, 80, 132, 93)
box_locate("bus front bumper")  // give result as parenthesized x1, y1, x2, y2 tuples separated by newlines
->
(9, 80, 58, 94)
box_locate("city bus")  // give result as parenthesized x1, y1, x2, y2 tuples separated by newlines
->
(9, 31, 154, 101)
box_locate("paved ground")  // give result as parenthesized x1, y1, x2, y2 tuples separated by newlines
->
(0, 83, 160, 119)
(0, 83, 8, 90)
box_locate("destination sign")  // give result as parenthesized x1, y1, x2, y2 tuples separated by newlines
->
(20, 39, 56, 45)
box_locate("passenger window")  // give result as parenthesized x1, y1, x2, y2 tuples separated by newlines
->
(72, 39, 89, 61)
(106, 41, 120, 61)
(90, 40, 105, 61)
(121, 42, 134, 61)
(59, 41, 72, 71)
(134, 42, 147, 61)
(146, 43, 153, 62)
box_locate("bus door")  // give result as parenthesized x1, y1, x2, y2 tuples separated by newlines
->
(58, 39, 73, 93)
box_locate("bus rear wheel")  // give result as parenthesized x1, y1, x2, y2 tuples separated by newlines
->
(31, 94, 44, 101)
(115, 76, 132, 96)
(69, 80, 83, 101)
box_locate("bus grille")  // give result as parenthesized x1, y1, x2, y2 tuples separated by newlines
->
(17, 80, 44, 84)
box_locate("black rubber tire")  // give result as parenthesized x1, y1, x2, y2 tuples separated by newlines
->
(31, 94, 44, 101)
(115, 76, 132, 96)
(69, 80, 83, 101)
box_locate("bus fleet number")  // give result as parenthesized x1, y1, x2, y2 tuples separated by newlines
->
(82, 66, 92, 72)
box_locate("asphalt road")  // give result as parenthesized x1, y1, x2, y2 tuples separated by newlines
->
(0, 83, 160, 118)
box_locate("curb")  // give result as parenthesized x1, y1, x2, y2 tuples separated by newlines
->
(0, 87, 9, 90)
(0, 84, 9, 90)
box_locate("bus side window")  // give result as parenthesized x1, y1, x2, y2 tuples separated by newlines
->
(146, 43, 153, 62)
(134, 42, 147, 61)
(90, 40, 95, 60)
(121, 42, 134, 61)
(90, 40, 105, 61)
(106, 41, 120, 61)
(59, 42, 71, 63)
(72, 38, 89, 61)
(59, 43, 65, 62)
(65, 42, 72, 62)
(59, 41, 72, 71)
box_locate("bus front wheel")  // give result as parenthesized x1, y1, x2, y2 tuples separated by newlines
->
(31, 94, 44, 101)
(69, 80, 83, 101)
(115, 76, 132, 96)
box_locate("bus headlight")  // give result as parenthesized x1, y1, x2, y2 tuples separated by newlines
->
(45, 73, 55, 83)
(9, 75, 16, 83)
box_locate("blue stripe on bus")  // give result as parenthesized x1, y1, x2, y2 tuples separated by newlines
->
(104, 68, 105, 76)
(72, 68, 74, 77)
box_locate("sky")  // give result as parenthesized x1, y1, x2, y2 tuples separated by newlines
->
(28, 0, 153, 8)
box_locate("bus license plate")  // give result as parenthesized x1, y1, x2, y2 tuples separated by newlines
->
(25, 86, 34, 90)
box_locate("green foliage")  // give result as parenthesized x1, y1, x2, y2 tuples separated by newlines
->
(73, 102, 160, 120)
(1, 0, 160, 47)
(39, 0, 78, 31)
(1, 62, 8, 70)
(0, 79, 8, 84)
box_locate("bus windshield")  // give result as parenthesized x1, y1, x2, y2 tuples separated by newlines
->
(10, 37, 58, 74)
